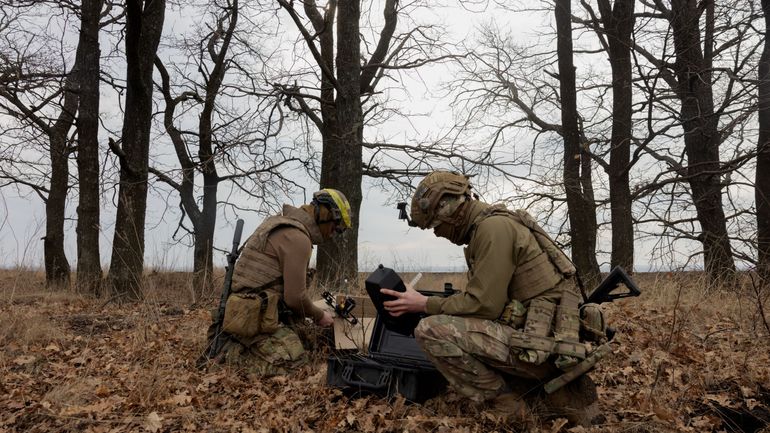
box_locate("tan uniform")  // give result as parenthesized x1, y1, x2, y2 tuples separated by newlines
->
(415, 201, 576, 401)
(232, 204, 325, 321)
(218, 204, 324, 375)
(426, 213, 561, 318)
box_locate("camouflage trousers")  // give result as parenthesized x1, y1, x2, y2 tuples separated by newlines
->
(217, 326, 308, 376)
(414, 315, 555, 402)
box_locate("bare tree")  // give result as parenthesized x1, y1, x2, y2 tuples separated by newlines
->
(667, 0, 735, 281)
(108, 0, 165, 300)
(593, 0, 635, 271)
(556, 0, 601, 287)
(153, 0, 238, 300)
(628, 0, 765, 281)
(150, 0, 314, 301)
(75, 0, 105, 295)
(758, 0, 770, 281)
(275, 0, 466, 286)
(0, 5, 78, 288)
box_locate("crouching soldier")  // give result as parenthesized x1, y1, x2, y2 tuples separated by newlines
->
(209, 189, 352, 375)
(382, 171, 607, 426)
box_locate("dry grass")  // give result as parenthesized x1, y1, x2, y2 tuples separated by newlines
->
(0, 268, 768, 433)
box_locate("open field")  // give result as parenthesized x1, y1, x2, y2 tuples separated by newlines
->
(1, 269, 769, 432)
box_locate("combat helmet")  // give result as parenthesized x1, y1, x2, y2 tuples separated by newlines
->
(410, 171, 472, 229)
(313, 188, 352, 231)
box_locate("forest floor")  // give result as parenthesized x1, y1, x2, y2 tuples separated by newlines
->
(0, 269, 769, 433)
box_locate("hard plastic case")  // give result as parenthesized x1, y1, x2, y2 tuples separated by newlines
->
(327, 266, 450, 402)
(326, 311, 448, 402)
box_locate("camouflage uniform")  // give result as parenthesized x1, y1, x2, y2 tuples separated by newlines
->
(411, 173, 584, 402)
(415, 315, 555, 401)
(211, 316, 308, 376)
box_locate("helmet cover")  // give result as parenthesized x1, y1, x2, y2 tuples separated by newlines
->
(313, 188, 352, 229)
(410, 171, 471, 229)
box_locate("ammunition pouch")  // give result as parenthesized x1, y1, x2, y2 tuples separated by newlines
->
(508, 288, 587, 369)
(509, 332, 587, 359)
(514, 298, 557, 365)
(222, 289, 281, 339)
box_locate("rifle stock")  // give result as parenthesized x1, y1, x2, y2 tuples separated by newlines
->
(204, 219, 245, 363)
(584, 266, 641, 304)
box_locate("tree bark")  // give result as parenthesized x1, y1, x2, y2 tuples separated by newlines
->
(597, 0, 635, 272)
(757, 0, 770, 280)
(669, 0, 735, 282)
(304, 0, 341, 287)
(44, 59, 81, 289)
(75, 0, 104, 296)
(108, 0, 165, 300)
(45, 132, 72, 289)
(555, 0, 601, 288)
(316, 0, 363, 288)
(192, 0, 237, 300)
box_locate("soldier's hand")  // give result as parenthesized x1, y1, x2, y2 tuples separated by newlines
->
(316, 310, 334, 327)
(381, 286, 428, 316)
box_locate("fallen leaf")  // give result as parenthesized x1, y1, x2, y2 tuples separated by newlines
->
(144, 412, 162, 433)
(13, 355, 36, 365)
(550, 418, 568, 432)
(164, 391, 192, 406)
(95, 384, 111, 397)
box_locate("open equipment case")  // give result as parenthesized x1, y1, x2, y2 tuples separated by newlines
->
(326, 265, 450, 403)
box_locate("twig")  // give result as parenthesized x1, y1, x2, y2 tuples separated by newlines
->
(749, 273, 770, 335)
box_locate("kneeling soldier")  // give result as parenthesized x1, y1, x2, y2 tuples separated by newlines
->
(382, 171, 605, 426)
(211, 189, 352, 375)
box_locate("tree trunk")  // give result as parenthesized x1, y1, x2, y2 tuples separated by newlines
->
(192, 211, 215, 301)
(75, 0, 104, 296)
(555, 0, 601, 289)
(317, 0, 362, 288)
(45, 132, 71, 289)
(669, 0, 735, 282)
(598, 0, 635, 272)
(44, 56, 81, 289)
(757, 0, 770, 280)
(194, 130, 219, 300)
(108, 0, 165, 300)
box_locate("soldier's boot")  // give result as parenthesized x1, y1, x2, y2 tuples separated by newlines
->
(486, 392, 532, 427)
(539, 374, 601, 426)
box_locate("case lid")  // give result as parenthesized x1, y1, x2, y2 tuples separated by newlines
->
(364, 265, 421, 336)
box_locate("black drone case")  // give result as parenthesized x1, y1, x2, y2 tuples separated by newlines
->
(327, 266, 451, 403)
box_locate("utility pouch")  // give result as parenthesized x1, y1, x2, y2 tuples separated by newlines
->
(579, 303, 607, 343)
(553, 288, 582, 370)
(222, 289, 281, 338)
(514, 297, 556, 365)
(497, 299, 527, 328)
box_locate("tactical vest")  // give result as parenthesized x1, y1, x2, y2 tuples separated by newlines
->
(474, 206, 608, 390)
(472, 205, 575, 301)
(231, 215, 311, 294)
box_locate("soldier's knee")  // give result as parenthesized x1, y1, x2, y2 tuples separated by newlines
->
(414, 315, 442, 342)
